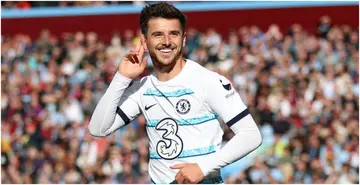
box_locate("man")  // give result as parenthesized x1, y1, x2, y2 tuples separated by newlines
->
(89, 2, 262, 184)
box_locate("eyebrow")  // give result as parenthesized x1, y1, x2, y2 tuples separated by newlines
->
(151, 31, 162, 36)
(151, 30, 182, 36)
(170, 30, 181, 35)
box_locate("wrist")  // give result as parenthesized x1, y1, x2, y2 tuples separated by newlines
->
(114, 71, 133, 85)
(117, 70, 135, 80)
(197, 160, 213, 177)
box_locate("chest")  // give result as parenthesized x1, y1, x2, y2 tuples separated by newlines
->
(139, 85, 209, 121)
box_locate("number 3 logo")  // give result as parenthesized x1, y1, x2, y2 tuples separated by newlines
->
(155, 118, 183, 160)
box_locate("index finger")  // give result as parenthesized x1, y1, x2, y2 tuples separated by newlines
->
(135, 39, 141, 54)
(138, 41, 145, 59)
(171, 164, 185, 169)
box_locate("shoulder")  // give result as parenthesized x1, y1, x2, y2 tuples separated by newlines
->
(138, 75, 150, 86)
(125, 75, 150, 94)
(186, 60, 234, 93)
(188, 60, 226, 85)
(186, 59, 220, 80)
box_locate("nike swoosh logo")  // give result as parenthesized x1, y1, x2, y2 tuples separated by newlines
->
(220, 79, 232, 91)
(222, 84, 231, 90)
(145, 103, 157, 111)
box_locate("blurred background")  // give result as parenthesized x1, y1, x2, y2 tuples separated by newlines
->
(1, 1, 359, 184)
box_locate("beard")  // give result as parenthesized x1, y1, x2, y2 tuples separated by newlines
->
(149, 42, 183, 71)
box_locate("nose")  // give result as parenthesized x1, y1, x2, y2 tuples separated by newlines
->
(163, 34, 171, 46)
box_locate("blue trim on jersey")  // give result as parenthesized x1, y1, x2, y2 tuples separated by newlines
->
(143, 88, 194, 97)
(149, 145, 216, 159)
(146, 113, 219, 127)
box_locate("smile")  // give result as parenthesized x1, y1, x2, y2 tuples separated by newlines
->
(158, 48, 174, 55)
(160, 49, 172, 52)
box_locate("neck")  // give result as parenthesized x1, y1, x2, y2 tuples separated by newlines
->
(153, 57, 186, 82)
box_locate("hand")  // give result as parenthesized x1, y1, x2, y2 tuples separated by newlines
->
(118, 38, 148, 79)
(171, 163, 204, 184)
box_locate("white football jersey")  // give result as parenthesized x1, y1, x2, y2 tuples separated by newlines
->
(117, 59, 248, 183)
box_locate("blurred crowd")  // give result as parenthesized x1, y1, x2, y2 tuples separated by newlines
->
(1, 1, 201, 9)
(1, 14, 359, 184)
(1, 1, 142, 9)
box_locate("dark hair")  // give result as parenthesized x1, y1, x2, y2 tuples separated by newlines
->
(140, 2, 187, 35)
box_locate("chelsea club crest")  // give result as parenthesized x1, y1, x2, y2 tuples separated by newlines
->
(176, 99, 191, 114)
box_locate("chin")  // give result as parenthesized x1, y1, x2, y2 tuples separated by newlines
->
(150, 49, 182, 68)
(159, 58, 175, 65)
(153, 54, 175, 66)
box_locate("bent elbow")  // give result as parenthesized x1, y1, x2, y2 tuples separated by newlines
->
(253, 128, 263, 149)
(88, 122, 104, 138)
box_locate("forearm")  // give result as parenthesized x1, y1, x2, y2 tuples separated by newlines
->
(198, 115, 262, 176)
(88, 72, 132, 137)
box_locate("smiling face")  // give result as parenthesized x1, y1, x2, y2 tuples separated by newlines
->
(143, 18, 186, 68)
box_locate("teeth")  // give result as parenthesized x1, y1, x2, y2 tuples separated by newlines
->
(160, 49, 172, 53)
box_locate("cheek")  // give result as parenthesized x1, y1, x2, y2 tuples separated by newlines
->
(173, 39, 183, 48)
(147, 42, 157, 50)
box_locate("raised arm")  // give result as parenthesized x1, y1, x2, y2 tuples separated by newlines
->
(88, 40, 148, 137)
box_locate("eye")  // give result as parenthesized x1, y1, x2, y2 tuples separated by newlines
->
(170, 32, 180, 36)
(154, 33, 162, 37)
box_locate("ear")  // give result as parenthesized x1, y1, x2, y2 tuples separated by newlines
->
(182, 32, 187, 47)
(140, 34, 148, 51)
